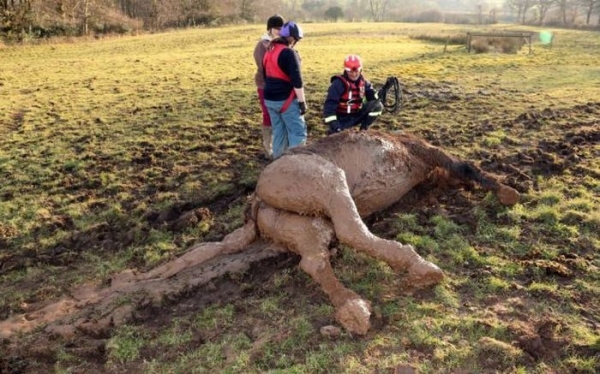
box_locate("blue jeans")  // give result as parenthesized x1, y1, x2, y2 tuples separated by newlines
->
(265, 98, 307, 159)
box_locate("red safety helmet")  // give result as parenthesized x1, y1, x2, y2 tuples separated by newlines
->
(344, 54, 362, 72)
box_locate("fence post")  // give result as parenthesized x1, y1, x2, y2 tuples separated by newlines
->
(466, 32, 472, 53)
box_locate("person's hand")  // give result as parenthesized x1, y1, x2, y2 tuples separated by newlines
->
(299, 101, 307, 115)
(328, 121, 342, 135)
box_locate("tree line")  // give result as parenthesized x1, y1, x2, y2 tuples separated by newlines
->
(507, 0, 600, 26)
(1, 0, 599, 43)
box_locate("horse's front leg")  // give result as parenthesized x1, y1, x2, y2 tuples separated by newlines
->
(257, 154, 444, 290)
(256, 203, 372, 335)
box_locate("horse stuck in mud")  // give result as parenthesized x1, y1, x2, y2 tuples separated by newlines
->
(0, 130, 520, 339)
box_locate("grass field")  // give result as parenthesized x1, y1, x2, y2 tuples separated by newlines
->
(1, 23, 599, 373)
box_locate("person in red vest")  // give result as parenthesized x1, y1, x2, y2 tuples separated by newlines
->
(263, 21, 307, 159)
(323, 54, 383, 134)
(253, 14, 285, 160)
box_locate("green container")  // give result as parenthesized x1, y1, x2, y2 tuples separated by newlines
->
(539, 31, 553, 44)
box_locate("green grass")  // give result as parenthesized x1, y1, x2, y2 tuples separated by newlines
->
(1, 22, 599, 373)
(106, 325, 148, 365)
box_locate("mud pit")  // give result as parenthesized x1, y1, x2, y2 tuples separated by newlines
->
(1, 102, 599, 372)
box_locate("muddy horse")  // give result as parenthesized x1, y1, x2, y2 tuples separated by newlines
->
(146, 130, 519, 335)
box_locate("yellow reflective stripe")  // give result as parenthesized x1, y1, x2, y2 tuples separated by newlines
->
(368, 111, 382, 116)
(324, 115, 338, 123)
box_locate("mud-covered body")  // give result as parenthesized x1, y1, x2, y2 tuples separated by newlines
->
(263, 131, 431, 217)
(250, 130, 518, 334)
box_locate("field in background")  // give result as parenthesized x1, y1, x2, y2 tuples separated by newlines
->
(1, 23, 599, 373)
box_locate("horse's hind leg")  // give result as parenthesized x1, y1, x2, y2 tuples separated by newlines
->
(256, 154, 444, 289)
(256, 203, 372, 335)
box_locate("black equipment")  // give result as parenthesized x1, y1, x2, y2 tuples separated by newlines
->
(377, 76, 402, 114)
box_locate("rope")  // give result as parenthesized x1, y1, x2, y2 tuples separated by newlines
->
(377, 76, 402, 114)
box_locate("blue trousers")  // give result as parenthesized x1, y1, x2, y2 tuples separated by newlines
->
(338, 100, 382, 131)
(265, 98, 307, 159)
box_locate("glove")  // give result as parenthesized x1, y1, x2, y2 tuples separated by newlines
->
(299, 101, 307, 115)
(327, 121, 342, 135)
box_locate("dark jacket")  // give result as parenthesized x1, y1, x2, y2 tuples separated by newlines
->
(323, 72, 377, 120)
(263, 39, 303, 101)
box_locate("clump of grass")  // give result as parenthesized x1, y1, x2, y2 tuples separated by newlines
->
(156, 319, 193, 347)
(470, 36, 526, 53)
(482, 129, 507, 147)
(475, 336, 526, 370)
(106, 325, 148, 366)
(194, 304, 235, 331)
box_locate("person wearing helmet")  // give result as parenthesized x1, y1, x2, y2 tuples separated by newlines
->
(254, 14, 285, 160)
(323, 54, 383, 134)
(262, 21, 308, 159)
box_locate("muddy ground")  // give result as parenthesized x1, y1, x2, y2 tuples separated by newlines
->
(1, 84, 599, 372)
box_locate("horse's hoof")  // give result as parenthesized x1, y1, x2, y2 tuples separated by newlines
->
(405, 258, 444, 290)
(334, 298, 372, 335)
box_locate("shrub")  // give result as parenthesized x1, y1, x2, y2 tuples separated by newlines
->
(470, 36, 525, 54)
(444, 13, 477, 25)
(324, 6, 344, 22)
(93, 23, 134, 35)
(410, 33, 467, 45)
(414, 9, 444, 23)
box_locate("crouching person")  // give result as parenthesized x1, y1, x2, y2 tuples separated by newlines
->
(323, 54, 383, 134)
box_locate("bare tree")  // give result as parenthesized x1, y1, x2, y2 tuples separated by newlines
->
(578, 0, 600, 24)
(0, 0, 34, 33)
(116, 0, 135, 18)
(239, 0, 256, 21)
(555, 0, 577, 24)
(368, 0, 388, 21)
(506, 0, 535, 23)
(533, 0, 554, 24)
(82, 0, 91, 34)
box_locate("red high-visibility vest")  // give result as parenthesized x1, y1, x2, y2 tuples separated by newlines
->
(334, 75, 365, 114)
(263, 43, 292, 82)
